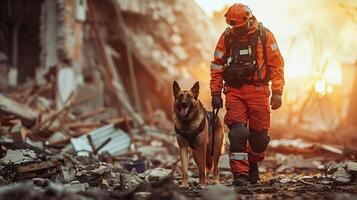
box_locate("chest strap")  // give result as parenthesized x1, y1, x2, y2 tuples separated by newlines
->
(224, 22, 269, 85)
(175, 113, 207, 150)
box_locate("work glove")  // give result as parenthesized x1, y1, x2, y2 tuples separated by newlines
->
(211, 93, 223, 109)
(270, 94, 282, 110)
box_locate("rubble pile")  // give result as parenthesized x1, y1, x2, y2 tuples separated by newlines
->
(1, 0, 357, 199)
(327, 161, 357, 184)
(0, 63, 181, 197)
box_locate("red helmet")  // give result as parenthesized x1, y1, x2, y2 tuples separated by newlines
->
(225, 4, 252, 27)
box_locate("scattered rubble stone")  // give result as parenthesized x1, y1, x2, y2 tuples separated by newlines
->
(328, 161, 355, 184)
(141, 168, 172, 182)
(1, 149, 38, 165)
(346, 161, 357, 174)
(202, 184, 237, 200)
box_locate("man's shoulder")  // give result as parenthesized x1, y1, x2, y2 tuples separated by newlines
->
(259, 24, 276, 40)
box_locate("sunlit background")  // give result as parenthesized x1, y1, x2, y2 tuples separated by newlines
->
(194, 0, 357, 131)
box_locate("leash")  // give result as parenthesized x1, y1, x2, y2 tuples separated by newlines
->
(211, 108, 220, 156)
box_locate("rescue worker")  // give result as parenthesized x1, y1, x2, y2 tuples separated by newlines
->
(210, 4, 284, 186)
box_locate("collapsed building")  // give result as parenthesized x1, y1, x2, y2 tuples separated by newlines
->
(0, 0, 218, 121)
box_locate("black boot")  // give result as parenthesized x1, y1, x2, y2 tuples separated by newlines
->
(249, 162, 260, 184)
(232, 174, 249, 186)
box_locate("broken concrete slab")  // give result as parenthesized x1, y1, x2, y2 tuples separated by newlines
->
(346, 161, 357, 174)
(276, 154, 319, 172)
(0, 149, 38, 165)
(0, 141, 63, 182)
(64, 181, 89, 192)
(124, 171, 147, 190)
(327, 161, 355, 184)
(74, 163, 112, 187)
(332, 167, 352, 184)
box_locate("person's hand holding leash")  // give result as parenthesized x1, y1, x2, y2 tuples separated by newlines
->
(211, 93, 223, 109)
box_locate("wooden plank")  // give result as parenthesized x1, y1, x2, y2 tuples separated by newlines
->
(16, 157, 63, 173)
(0, 94, 38, 125)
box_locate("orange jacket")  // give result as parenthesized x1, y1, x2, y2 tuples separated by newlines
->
(210, 23, 284, 95)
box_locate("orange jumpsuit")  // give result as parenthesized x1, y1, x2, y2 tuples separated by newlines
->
(210, 22, 284, 177)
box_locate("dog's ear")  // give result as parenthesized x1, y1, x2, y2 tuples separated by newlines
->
(191, 81, 199, 99)
(173, 81, 181, 97)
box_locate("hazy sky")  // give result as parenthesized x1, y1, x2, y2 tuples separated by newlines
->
(194, 0, 260, 16)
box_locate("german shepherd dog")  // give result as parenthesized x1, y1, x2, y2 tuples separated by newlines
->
(172, 81, 224, 187)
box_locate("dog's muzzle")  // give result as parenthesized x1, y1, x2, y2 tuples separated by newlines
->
(179, 102, 190, 117)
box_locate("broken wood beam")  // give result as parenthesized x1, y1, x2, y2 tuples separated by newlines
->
(0, 94, 38, 126)
(16, 157, 63, 174)
(32, 93, 96, 131)
(67, 121, 106, 130)
(77, 107, 106, 121)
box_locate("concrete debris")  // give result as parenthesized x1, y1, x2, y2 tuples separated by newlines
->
(123, 170, 147, 190)
(275, 154, 320, 172)
(0, 142, 63, 182)
(1, 0, 357, 199)
(279, 178, 298, 184)
(327, 161, 356, 184)
(141, 168, 172, 182)
(346, 161, 357, 174)
(0, 149, 38, 165)
(64, 181, 89, 192)
(202, 184, 237, 200)
(332, 167, 352, 184)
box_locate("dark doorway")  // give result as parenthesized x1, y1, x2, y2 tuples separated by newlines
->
(0, 0, 43, 84)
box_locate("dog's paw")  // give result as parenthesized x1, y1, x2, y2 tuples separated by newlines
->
(179, 184, 189, 190)
(198, 184, 207, 189)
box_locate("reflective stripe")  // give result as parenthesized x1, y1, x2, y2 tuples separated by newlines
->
(239, 49, 249, 55)
(229, 152, 248, 160)
(214, 50, 224, 59)
(227, 57, 232, 65)
(271, 43, 279, 51)
(211, 62, 223, 70)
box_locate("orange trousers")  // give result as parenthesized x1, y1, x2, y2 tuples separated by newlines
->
(224, 84, 271, 177)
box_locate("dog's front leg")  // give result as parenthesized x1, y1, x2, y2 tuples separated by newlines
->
(179, 145, 189, 188)
(193, 149, 206, 187)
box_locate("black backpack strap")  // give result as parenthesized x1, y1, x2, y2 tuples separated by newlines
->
(258, 22, 270, 84)
(224, 27, 231, 63)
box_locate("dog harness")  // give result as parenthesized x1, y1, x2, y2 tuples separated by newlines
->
(175, 111, 212, 149)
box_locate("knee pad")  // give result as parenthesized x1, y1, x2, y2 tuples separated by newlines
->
(249, 130, 270, 153)
(228, 123, 250, 152)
